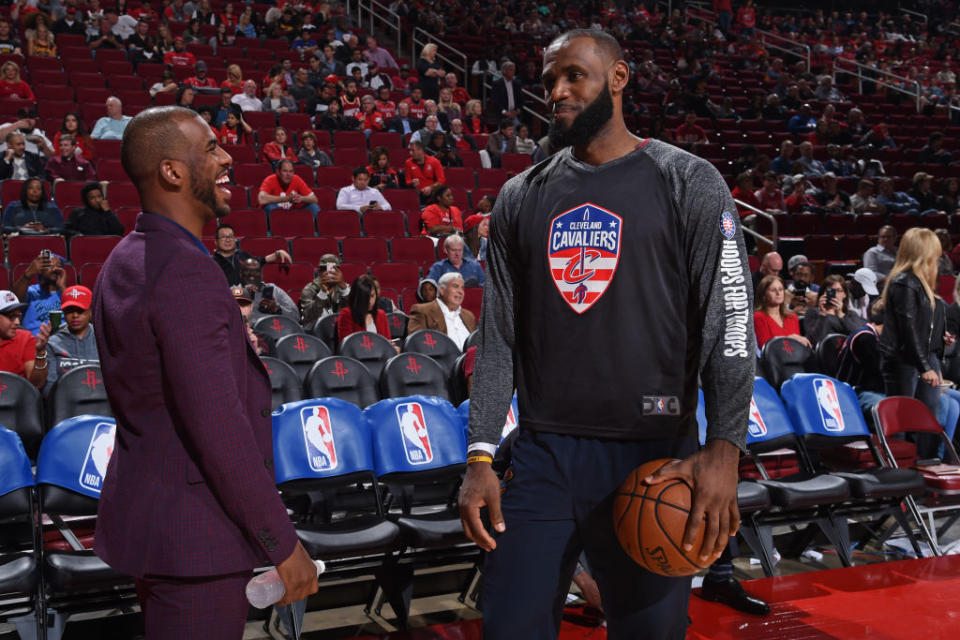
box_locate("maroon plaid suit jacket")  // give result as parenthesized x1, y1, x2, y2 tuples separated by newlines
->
(92, 212, 297, 578)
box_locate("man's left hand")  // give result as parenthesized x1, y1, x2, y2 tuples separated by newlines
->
(35, 322, 51, 352)
(259, 298, 279, 313)
(643, 439, 741, 563)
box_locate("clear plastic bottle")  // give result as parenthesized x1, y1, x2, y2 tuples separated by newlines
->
(245, 559, 326, 609)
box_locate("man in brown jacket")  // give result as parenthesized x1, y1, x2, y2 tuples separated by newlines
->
(407, 272, 477, 349)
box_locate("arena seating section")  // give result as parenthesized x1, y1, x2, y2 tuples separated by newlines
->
(1, 1, 959, 635)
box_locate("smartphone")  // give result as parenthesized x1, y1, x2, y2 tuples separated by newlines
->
(40, 249, 51, 260)
(262, 285, 275, 301)
(826, 288, 837, 302)
(325, 263, 337, 273)
(48, 309, 62, 332)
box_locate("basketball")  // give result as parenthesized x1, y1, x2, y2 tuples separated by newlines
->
(612, 458, 709, 577)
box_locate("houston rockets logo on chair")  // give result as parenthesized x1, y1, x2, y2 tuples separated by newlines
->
(547, 202, 622, 314)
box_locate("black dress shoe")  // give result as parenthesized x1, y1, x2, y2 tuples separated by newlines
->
(699, 577, 771, 615)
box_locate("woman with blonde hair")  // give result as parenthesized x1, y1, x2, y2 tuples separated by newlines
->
(27, 22, 56, 57)
(879, 227, 946, 457)
(0, 61, 34, 101)
(417, 42, 445, 101)
(753, 274, 810, 349)
(462, 98, 486, 134)
(221, 64, 244, 95)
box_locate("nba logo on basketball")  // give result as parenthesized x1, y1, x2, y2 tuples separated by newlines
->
(814, 379, 845, 432)
(547, 202, 623, 314)
(79, 422, 116, 493)
(747, 398, 767, 437)
(396, 402, 433, 465)
(300, 406, 338, 471)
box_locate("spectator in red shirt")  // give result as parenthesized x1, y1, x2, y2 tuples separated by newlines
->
(785, 175, 819, 213)
(367, 146, 400, 190)
(736, 0, 757, 36)
(257, 159, 320, 219)
(356, 94, 385, 137)
(374, 86, 396, 119)
(261, 127, 298, 168)
(731, 171, 761, 217)
(0, 61, 34, 101)
(713, 0, 732, 37)
(184, 60, 217, 89)
(336, 274, 391, 340)
(674, 112, 709, 152)
(420, 184, 463, 236)
(53, 112, 93, 160)
(445, 72, 471, 105)
(462, 99, 487, 134)
(45, 134, 97, 182)
(404, 140, 445, 201)
(0, 290, 50, 389)
(221, 64, 244, 95)
(400, 86, 427, 120)
(217, 110, 252, 145)
(754, 171, 786, 212)
(339, 79, 361, 118)
(753, 275, 809, 349)
(163, 36, 196, 67)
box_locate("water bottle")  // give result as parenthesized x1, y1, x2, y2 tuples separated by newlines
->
(245, 559, 326, 609)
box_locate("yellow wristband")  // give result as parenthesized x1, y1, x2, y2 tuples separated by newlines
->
(467, 455, 493, 465)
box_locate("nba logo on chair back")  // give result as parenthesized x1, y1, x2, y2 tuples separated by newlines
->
(547, 202, 622, 314)
(300, 406, 338, 472)
(747, 398, 767, 437)
(78, 421, 116, 493)
(814, 378, 845, 432)
(395, 401, 433, 465)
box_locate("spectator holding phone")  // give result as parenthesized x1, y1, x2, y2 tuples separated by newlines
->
(238, 257, 299, 324)
(13, 251, 65, 335)
(802, 275, 865, 347)
(336, 166, 392, 213)
(300, 254, 350, 326)
(336, 274, 390, 339)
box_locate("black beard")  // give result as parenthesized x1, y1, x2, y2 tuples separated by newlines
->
(548, 82, 614, 149)
(191, 171, 230, 218)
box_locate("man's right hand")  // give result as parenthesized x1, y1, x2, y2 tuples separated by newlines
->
(275, 541, 319, 606)
(458, 460, 504, 551)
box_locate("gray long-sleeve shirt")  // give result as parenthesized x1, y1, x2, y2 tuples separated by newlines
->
(469, 141, 755, 454)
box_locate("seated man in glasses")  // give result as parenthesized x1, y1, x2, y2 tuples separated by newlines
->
(0, 289, 51, 389)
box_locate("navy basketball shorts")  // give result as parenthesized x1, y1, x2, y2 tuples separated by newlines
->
(481, 429, 697, 640)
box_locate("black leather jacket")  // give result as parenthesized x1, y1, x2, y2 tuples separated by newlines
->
(879, 271, 938, 371)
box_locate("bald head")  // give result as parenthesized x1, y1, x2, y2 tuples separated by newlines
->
(547, 29, 623, 65)
(760, 252, 783, 276)
(121, 106, 198, 185)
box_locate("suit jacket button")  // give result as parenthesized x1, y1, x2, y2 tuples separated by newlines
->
(261, 408, 271, 417)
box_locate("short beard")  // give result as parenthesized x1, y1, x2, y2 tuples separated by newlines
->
(189, 161, 230, 218)
(548, 81, 615, 149)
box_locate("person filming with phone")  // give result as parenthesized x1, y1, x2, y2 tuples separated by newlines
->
(802, 275, 866, 348)
(13, 249, 65, 335)
(239, 257, 299, 324)
(299, 254, 350, 326)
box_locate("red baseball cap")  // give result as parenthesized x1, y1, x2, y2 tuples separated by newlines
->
(61, 286, 92, 311)
(464, 214, 487, 232)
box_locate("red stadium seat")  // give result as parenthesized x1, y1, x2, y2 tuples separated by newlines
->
(269, 209, 316, 238)
(8, 236, 68, 268)
(461, 287, 482, 319)
(228, 187, 250, 209)
(101, 61, 134, 77)
(391, 237, 435, 263)
(76, 87, 110, 105)
(501, 153, 532, 174)
(78, 262, 103, 287)
(37, 100, 77, 121)
(342, 237, 389, 262)
(370, 261, 420, 290)
(278, 113, 312, 133)
(52, 181, 90, 210)
(222, 144, 257, 164)
(333, 130, 366, 149)
(340, 262, 368, 283)
(221, 209, 268, 237)
(262, 262, 314, 292)
(382, 189, 419, 213)
(116, 208, 139, 235)
(94, 159, 125, 182)
(362, 210, 406, 238)
(316, 166, 353, 188)
(90, 139, 122, 161)
(470, 188, 499, 209)
(239, 236, 288, 259)
(450, 187, 470, 211)
(316, 210, 361, 237)
(444, 168, 476, 189)
(333, 147, 369, 168)
(105, 182, 140, 208)
(69, 236, 122, 266)
(293, 164, 314, 186)
(233, 163, 273, 189)
(244, 111, 277, 130)
(312, 187, 336, 210)
(290, 237, 340, 264)
(476, 169, 508, 189)
(369, 132, 402, 149)
(460, 150, 481, 169)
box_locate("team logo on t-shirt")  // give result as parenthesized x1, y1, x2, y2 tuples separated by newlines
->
(547, 203, 623, 314)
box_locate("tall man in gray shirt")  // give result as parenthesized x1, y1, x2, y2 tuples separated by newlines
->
(458, 30, 753, 639)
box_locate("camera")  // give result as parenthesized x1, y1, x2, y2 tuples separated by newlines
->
(325, 262, 337, 274)
(262, 285, 275, 301)
(793, 282, 807, 298)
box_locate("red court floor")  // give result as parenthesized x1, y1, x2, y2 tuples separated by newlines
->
(355, 555, 960, 639)
(688, 555, 960, 639)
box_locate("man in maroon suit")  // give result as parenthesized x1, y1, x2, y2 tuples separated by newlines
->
(92, 106, 317, 637)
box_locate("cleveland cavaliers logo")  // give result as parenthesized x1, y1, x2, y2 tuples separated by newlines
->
(547, 203, 623, 314)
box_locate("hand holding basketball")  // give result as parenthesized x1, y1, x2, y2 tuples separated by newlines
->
(644, 439, 741, 563)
